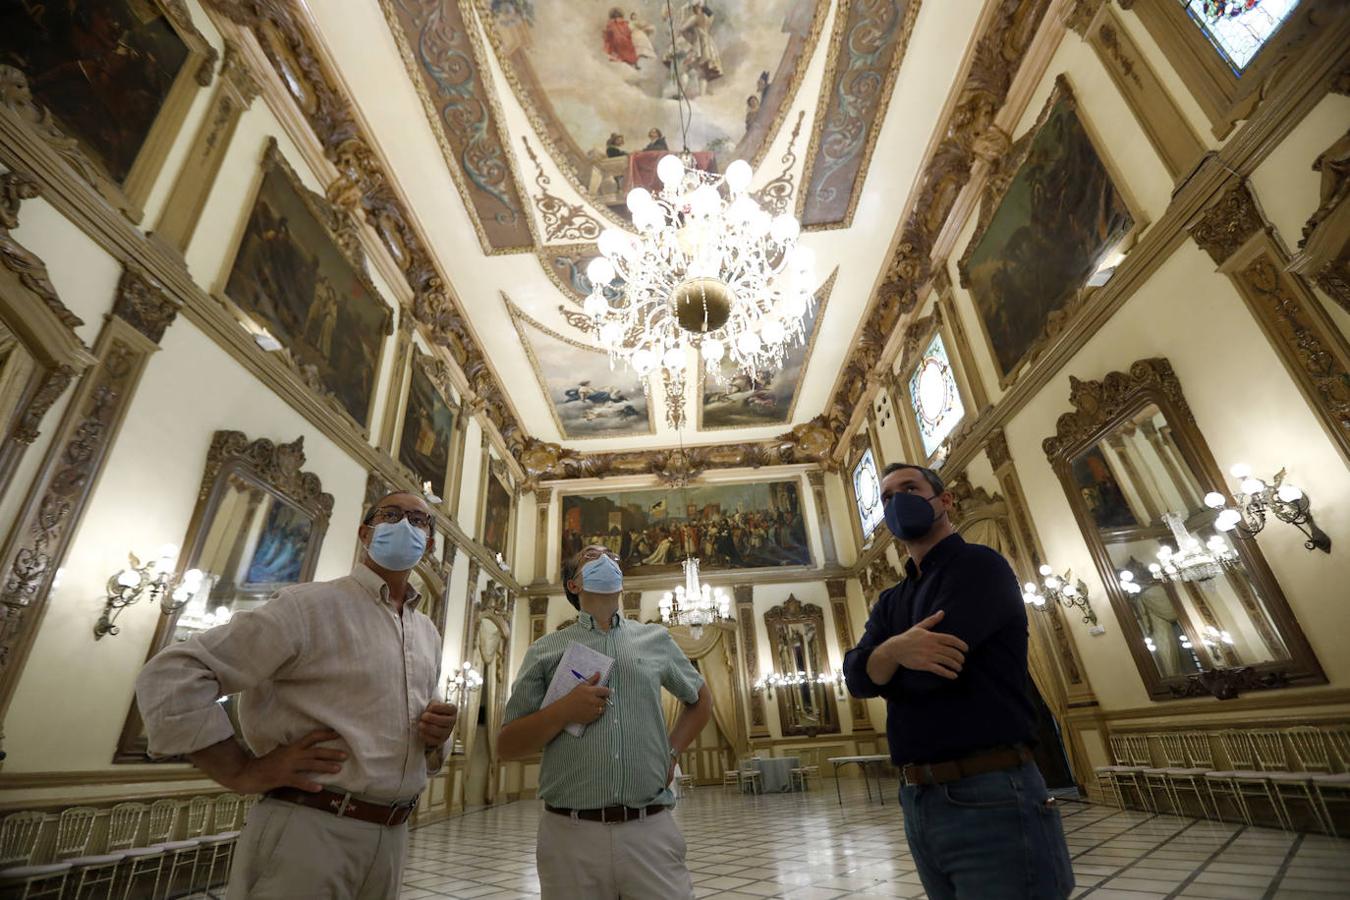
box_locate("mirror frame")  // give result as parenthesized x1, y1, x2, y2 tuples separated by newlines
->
(1042, 358, 1325, 701)
(763, 595, 840, 736)
(114, 429, 334, 762)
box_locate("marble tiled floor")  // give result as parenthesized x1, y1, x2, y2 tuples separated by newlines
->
(398, 781, 1350, 900)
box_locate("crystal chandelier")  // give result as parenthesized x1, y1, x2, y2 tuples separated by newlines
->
(1147, 511, 1239, 583)
(753, 670, 845, 701)
(658, 557, 731, 639)
(582, 154, 816, 396)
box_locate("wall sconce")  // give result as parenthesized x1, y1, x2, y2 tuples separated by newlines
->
(752, 670, 845, 701)
(446, 661, 484, 707)
(1206, 465, 1331, 553)
(95, 545, 210, 640)
(1022, 564, 1098, 627)
(421, 479, 443, 506)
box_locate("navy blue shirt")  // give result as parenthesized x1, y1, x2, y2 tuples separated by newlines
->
(843, 533, 1036, 765)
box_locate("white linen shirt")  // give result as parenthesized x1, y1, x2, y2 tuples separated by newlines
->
(135, 564, 444, 802)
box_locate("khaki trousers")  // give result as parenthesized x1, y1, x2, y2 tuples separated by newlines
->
(225, 798, 408, 900)
(536, 807, 694, 900)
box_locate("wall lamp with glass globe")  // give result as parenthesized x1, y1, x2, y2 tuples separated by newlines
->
(1204, 464, 1331, 553)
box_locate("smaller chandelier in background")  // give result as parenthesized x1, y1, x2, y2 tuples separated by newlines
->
(753, 670, 845, 701)
(1206, 464, 1331, 553)
(583, 155, 815, 390)
(1147, 511, 1239, 584)
(658, 557, 731, 640)
(1022, 565, 1098, 626)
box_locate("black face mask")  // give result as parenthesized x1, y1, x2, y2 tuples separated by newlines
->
(884, 491, 941, 541)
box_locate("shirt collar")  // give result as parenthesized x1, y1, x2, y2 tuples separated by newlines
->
(351, 563, 422, 610)
(903, 532, 966, 579)
(577, 609, 623, 630)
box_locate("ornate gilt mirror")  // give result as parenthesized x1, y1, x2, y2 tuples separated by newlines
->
(763, 596, 840, 736)
(1043, 359, 1324, 700)
(116, 430, 333, 761)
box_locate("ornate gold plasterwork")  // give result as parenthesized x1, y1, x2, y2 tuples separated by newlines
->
(825, 0, 1054, 445)
(1189, 181, 1265, 265)
(197, 430, 334, 521)
(522, 137, 601, 244)
(0, 172, 79, 335)
(0, 66, 102, 195)
(113, 267, 180, 345)
(1041, 358, 1191, 460)
(1064, 0, 1106, 38)
(1290, 129, 1350, 315)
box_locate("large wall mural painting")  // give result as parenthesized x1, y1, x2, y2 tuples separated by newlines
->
(561, 480, 811, 576)
(508, 298, 653, 439)
(959, 78, 1137, 385)
(479, 0, 827, 217)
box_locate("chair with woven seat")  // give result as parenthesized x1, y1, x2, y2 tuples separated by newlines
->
(1153, 732, 1214, 819)
(161, 796, 210, 899)
(1211, 730, 1290, 829)
(119, 799, 175, 900)
(66, 803, 144, 899)
(194, 793, 243, 895)
(0, 811, 71, 900)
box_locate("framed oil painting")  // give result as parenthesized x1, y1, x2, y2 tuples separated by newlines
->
(223, 140, 391, 428)
(958, 76, 1142, 387)
(479, 0, 827, 217)
(481, 468, 513, 558)
(1070, 445, 1140, 530)
(398, 353, 457, 500)
(242, 499, 314, 590)
(508, 298, 652, 439)
(699, 270, 834, 429)
(0, 0, 213, 219)
(560, 480, 811, 577)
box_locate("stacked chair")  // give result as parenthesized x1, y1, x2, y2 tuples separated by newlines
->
(1149, 733, 1214, 819)
(0, 810, 70, 899)
(118, 800, 176, 900)
(1094, 735, 1149, 811)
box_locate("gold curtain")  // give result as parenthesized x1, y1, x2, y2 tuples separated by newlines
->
(662, 624, 745, 756)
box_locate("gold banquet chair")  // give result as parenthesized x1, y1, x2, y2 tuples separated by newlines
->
(118, 799, 176, 900)
(1095, 735, 1146, 810)
(194, 793, 244, 894)
(66, 802, 144, 899)
(1153, 732, 1214, 819)
(1211, 731, 1290, 830)
(0, 811, 70, 900)
(161, 796, 211, 898)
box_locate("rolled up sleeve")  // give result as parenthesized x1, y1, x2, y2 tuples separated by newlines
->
(660, 633, 704, 705)
(503, 644, 551, 725)
(135, 591, 305, 758)
(843, 587, 903, 702)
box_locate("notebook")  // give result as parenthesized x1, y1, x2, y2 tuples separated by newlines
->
(542, 642, 615, 738)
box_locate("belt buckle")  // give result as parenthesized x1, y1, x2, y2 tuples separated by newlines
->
(328, 791, 353, 818)
(386, 796, 417, 826)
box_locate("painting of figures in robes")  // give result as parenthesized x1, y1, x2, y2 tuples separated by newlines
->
(399, 355, 456, 500)
(242, 501, 314, 590)
(0, 0, 191, 185)
(509, 298, 652, 439)
(224, 143, 390, 427)
(482, 473, 513, 558)
(561, 481, 811, 576)
(960, 79, 1135, 382)
(481, 0, 825, 211)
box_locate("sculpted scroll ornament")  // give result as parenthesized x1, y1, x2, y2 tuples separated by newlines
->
(522, 137, 599, 243)
(0, 172, 81, 335)
(198, 431, 334, 522)
(1188, 181, 1265, 266)
(113, 268, 179, 345)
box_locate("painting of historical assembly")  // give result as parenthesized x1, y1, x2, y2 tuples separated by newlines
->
(561, 481, 810, 576)
(0, 1, 191, 184)
(242, 501, 314, 589)
(1071, 446, 1139, 530)
(700, 273, 828, 428)
(399, 357, 456, 500)
(224, 151, 390, 427)
(484, 1, 824, 210)
(482, 474, 513, 558)
(511, 302, 651, 438)
(962, 89, 1134, 380)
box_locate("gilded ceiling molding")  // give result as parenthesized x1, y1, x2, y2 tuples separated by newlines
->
(515, 417, 836, 488)
(378, 0, 533, 253)
(202, 0, 527, 457)
(824, 0, 1054, 445)
(798, 0, 923, 229)
(1041, 358, 1190, 460)
(521, 137, 601, 243)
(113, 267, 181, 346)
(1063, 0, 1106, 37)
(1288, 129, 1350, 315)
(1188, 181, 1265, 266)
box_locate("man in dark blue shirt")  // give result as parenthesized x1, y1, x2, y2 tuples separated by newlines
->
(843, 463, 1072, 899)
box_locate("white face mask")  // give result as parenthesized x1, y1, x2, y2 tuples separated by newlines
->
(579, 555, 623, 594)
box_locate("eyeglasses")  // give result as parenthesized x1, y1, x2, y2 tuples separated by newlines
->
(366, 506, 433, 531)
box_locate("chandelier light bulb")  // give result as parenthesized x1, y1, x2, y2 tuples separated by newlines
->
(1230, 462, 1252, 479)
(792, 245, 815, 273)
(701, 338, 724, 363)
(598, 228, 627, 258)
(1023, 581, 1037, 595)
(737, 330, 762, 355)
(723, 159, 752, 193)
(1203, 492, 1227, 509)
(1240, 477, 1265, 496)
(117, 569, 141, 589)
(770, 213, 800, 243)
(662, 345, 686, 372)
(1119, 570, 1134, 582)
(1038, 564, 1052, 576)
(1276, 483, 1303, 503)
(599, 322, 624, 345)
(761, 318, 786, 346)
(586, 257, 616, 287)
(657, 154, 685, 187)
(626, 187, 654, 215)
(632, 348, 657, 374)
(689, 184, 720, 218)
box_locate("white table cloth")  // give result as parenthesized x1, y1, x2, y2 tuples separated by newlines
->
(740, 756, 801, 793)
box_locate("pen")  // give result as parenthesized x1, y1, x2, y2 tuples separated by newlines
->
(571, 669, 612, 706)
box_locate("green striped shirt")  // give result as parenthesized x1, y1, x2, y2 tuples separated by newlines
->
(504, 610, 704, 809)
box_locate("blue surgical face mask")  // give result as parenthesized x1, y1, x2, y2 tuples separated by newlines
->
(884, 491, 941, 541)
(580, 555, 624, 594)
(366, 519, 427, 571)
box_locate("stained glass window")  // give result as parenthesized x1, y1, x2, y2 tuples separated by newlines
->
(1180, 0, 1300, 73)
(853, 448, 884, 538)
(909, 334, 965, 458)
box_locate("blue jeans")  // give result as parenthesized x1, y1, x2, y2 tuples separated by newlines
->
(899, 760, 1073, 899)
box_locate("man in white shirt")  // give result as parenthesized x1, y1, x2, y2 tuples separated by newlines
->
(136, 491, 457, 900)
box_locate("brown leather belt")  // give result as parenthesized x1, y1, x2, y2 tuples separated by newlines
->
(265, 787, 418, 826)
(900, 745, 1033, 786)
(545, 803, 667, 824)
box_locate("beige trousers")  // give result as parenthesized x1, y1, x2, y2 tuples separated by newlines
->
(225, 798, 408, 900)
(536, 807, 694, 900)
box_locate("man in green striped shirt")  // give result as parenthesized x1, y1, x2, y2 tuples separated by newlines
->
(500, 543, 713, 899)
